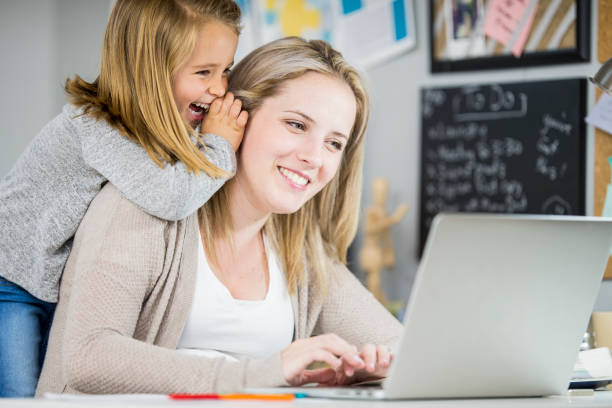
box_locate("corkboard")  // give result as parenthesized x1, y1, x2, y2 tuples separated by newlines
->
(593, 88, 612, 280)
(594, 0, 612, 279)
(433, 0, 578, 60)
(430, 0, 590, 71)
(598, 0, 612, 63)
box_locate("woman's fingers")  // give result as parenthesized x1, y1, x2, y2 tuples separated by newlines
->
(316, 333, 358, 357)
(377, 344, 391, 368)
(300, 367, 337, 385)
(280, 336, 394, 386)
(360, 343, 377, 373)
(281, 334, 363, 386)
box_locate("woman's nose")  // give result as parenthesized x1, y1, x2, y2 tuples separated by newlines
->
(296, 138, 323, 168)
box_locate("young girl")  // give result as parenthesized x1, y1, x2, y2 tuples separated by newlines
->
(0, 0, 247, 397)
(35, 37, 401, 396)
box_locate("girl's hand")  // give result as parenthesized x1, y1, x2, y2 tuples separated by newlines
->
(280, 334, 366, 386)
(201, 92, 248, 152)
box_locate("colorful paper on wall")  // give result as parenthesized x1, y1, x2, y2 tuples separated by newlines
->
(233, 0, 416, 69)
(334, 0, 416, 68)
(482, 0, 538, 57)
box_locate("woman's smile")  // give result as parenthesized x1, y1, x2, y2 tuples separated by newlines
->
(278, 166, 310, 190)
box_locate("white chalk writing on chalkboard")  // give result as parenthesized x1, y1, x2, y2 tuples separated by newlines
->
(420, 79, 585, 253)
(422, 89, 446, 119)
(535, 113, 571, 181)
(541, 195, 572, 214)
(423, 119, 529, 229)
(452, 85, 528, 122)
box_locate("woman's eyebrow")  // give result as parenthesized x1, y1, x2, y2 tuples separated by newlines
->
(284, 110, 314, 122)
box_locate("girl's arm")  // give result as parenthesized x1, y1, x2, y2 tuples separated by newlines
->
(80, 119, 235, 221)
(56, 184, 285, 394)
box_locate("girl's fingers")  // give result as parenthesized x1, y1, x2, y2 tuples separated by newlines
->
(229, 99, 242, 118)
(236, 110, 248, 127)
(209, 98, 223, 114)
(220, 92, 234, 114)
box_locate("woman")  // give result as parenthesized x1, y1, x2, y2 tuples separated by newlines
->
(36, 37, 402, 396)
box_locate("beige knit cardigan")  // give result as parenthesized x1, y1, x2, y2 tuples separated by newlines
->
(36, 183, 401, 396)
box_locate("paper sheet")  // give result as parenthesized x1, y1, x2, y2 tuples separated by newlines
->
(578, 348, 612, 378)
(586, 93, 612, 135)
(483, 0, 538, 57)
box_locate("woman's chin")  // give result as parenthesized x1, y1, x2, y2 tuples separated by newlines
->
(272, 202, 308, 215)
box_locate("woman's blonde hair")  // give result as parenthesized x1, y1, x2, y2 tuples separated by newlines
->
(65, 0, 241, 177)
(199, 37, 370, 295)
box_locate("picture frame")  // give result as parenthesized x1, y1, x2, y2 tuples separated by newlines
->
(430, 0, 591, 73)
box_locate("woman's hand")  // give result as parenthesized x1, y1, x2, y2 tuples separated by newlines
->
(280, 334, 366, 386)
(333, 344, 393, 385)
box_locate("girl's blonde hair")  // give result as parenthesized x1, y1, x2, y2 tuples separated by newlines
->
(199, 37, 370, 295)
(65, 0, 241, 177)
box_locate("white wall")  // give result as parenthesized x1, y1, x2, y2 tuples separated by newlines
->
(0, 0, 107, 177)
(0, 1, 58, 174)
(1, 0, 610, 310)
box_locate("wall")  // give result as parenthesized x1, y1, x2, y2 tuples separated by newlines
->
(1, 0, 610, 310)
(0, 1, 58, 173)
(0, 0, 108, 177)
(352, 0, 612, 311)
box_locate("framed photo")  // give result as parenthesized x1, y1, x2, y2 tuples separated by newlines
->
(430, 0, 590, 73)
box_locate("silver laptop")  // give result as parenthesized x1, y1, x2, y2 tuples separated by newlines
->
(248, 213, 612, 399)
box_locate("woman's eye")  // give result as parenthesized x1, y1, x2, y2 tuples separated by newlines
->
(329, 140, 344, 151)
(287, 121, 305, 131)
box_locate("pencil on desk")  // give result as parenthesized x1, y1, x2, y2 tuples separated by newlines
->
(169, 393, 296, 400)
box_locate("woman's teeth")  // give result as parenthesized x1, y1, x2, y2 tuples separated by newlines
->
(279, 167, 308, 186)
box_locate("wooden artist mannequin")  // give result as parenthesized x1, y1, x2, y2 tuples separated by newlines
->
(359, 178, 408, 306)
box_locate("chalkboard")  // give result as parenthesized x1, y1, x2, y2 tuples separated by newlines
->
(420, 78, 586, 253)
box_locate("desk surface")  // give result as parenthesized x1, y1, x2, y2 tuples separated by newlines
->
(2, 392, 612, 408)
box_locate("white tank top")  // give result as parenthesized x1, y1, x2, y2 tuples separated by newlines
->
(177, 232, 294, 361)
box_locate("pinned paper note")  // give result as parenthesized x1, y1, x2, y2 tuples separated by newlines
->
(578, 348, 612, 378)
(483, 0, 538, 57)
(586, 93, 612, 135)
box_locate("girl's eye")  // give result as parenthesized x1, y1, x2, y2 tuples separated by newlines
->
(224, 68, 232, 75)
(198, 70, 211, 76)
(287, 121, 305, 131)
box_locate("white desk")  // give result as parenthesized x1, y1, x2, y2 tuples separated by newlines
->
(2, 392, 612, 408)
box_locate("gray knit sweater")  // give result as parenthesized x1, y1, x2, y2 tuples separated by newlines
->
(0, 104, 235, 302)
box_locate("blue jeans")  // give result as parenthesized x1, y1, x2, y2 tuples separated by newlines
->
(0, 277, 56, 397)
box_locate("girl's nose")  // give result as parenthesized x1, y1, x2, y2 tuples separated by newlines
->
(209, 75, 227, 98)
